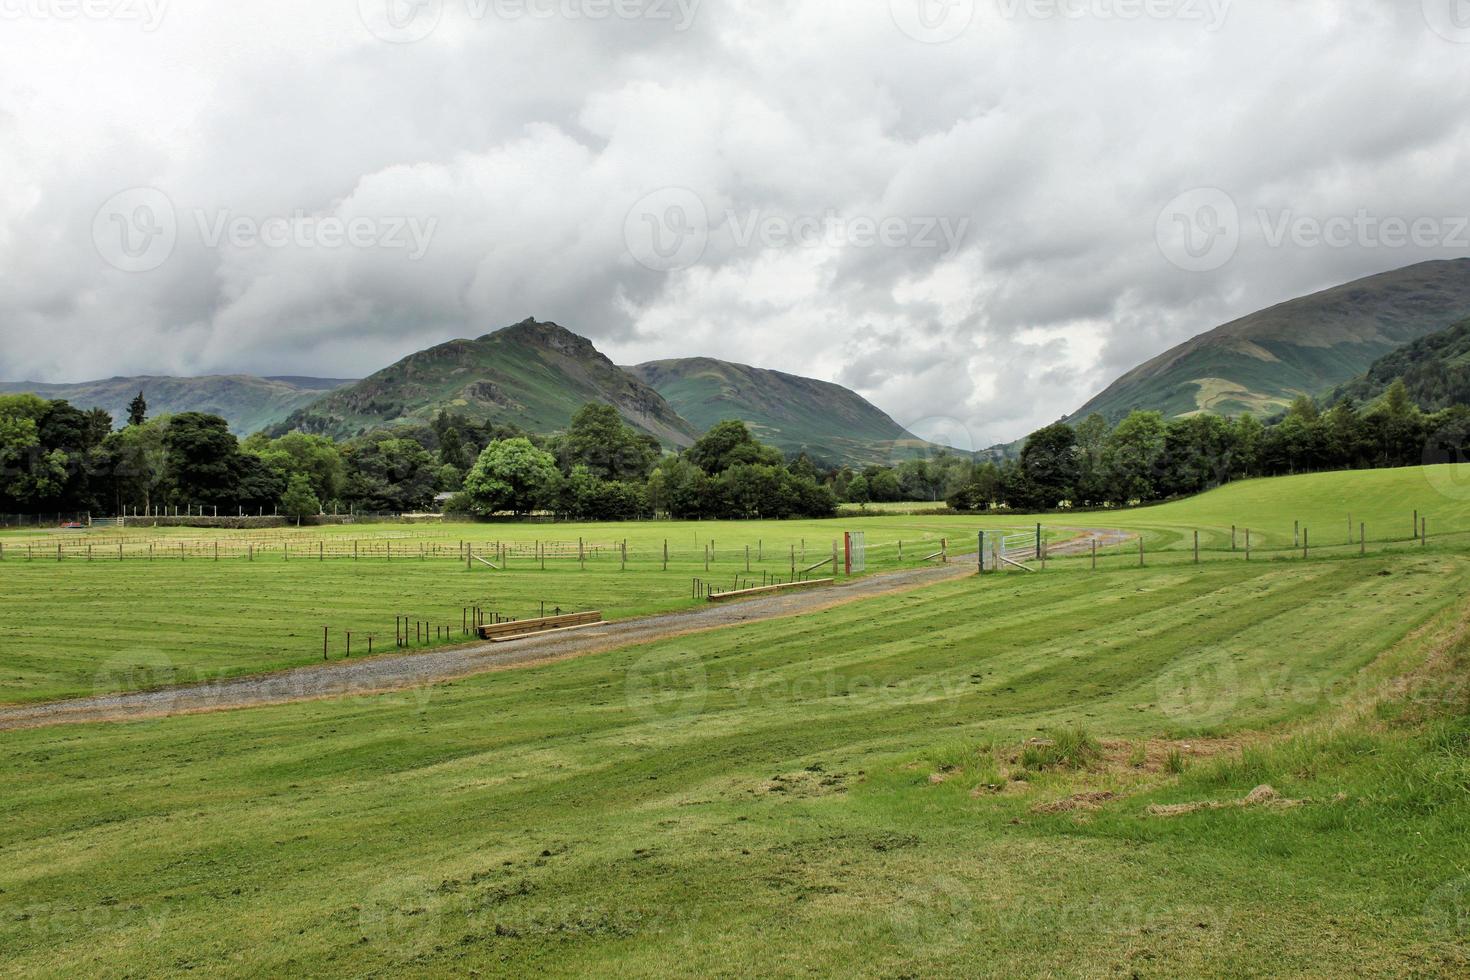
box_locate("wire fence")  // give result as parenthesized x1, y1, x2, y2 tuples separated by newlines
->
(0, 532, 959, 570)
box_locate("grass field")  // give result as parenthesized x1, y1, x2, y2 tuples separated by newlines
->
(0, 518, 981, 705)
(4, 465, 1470, 704)
(2, 548, 1468, 975)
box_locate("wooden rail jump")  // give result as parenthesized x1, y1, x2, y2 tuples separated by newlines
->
(707, 578, 835, 603)
(476, 611, 603, 642)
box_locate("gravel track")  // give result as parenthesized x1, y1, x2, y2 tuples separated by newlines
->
(0, 528, 1130, 731)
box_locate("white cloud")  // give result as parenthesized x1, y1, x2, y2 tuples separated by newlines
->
(2, 0, 1469, 444)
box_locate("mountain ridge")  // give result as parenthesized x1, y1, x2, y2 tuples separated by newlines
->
(1070, 259, 1470, 424)
(0, 375, 354, 436)
(627, 356, 937, 466)
(273, 319, 698, 447)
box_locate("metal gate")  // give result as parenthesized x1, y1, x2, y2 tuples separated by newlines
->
(981, 530, 1038, 572)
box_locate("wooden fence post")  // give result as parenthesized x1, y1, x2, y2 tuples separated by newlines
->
(1091, 538, 1097, 571)
(1194, 531, 1199, 564)
(1360, 524, 1366, 557)
(1138, 537, 1144, 567)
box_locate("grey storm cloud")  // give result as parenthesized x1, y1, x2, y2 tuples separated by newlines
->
(2, 0, 1469, 445)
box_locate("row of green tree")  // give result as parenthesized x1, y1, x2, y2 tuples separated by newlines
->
(456, 412, 837, 520)
(0, 394, 838, 520)
(947, 380, 1469, 511)
(8, 376, 1457, 519)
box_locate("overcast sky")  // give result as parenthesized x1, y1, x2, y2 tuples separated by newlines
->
(2, 1, 1468, 446)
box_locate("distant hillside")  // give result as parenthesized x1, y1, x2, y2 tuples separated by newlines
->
(1071, 259, 1470, 423)
(276, 319, 698, 447)
(628, 357, 935, 466)
(0, 375, 353, 436)
(1328, 316, 1470, 411)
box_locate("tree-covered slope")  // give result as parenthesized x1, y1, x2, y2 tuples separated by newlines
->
(1071, 259, 1470, 423)
(0, 375, 353, 436)
(1327, 316, 1470, 411)
(277, 320, 697, 447)
(627, 357, 933, 466)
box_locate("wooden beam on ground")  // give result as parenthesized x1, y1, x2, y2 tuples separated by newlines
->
(708, 579, 835, 603)
(477, 611, 602, 641)
(488, 621, 605, 643)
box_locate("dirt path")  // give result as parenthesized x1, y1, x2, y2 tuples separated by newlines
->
(0, 528, 1130, 731)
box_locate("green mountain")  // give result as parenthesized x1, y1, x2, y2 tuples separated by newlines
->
(627, 357, 934, 466)
(0, 375, 353, 436)
(277, 319, 698, 447)
(1328, 316, 1470, 411)
(1071, 259, 1470, 424)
